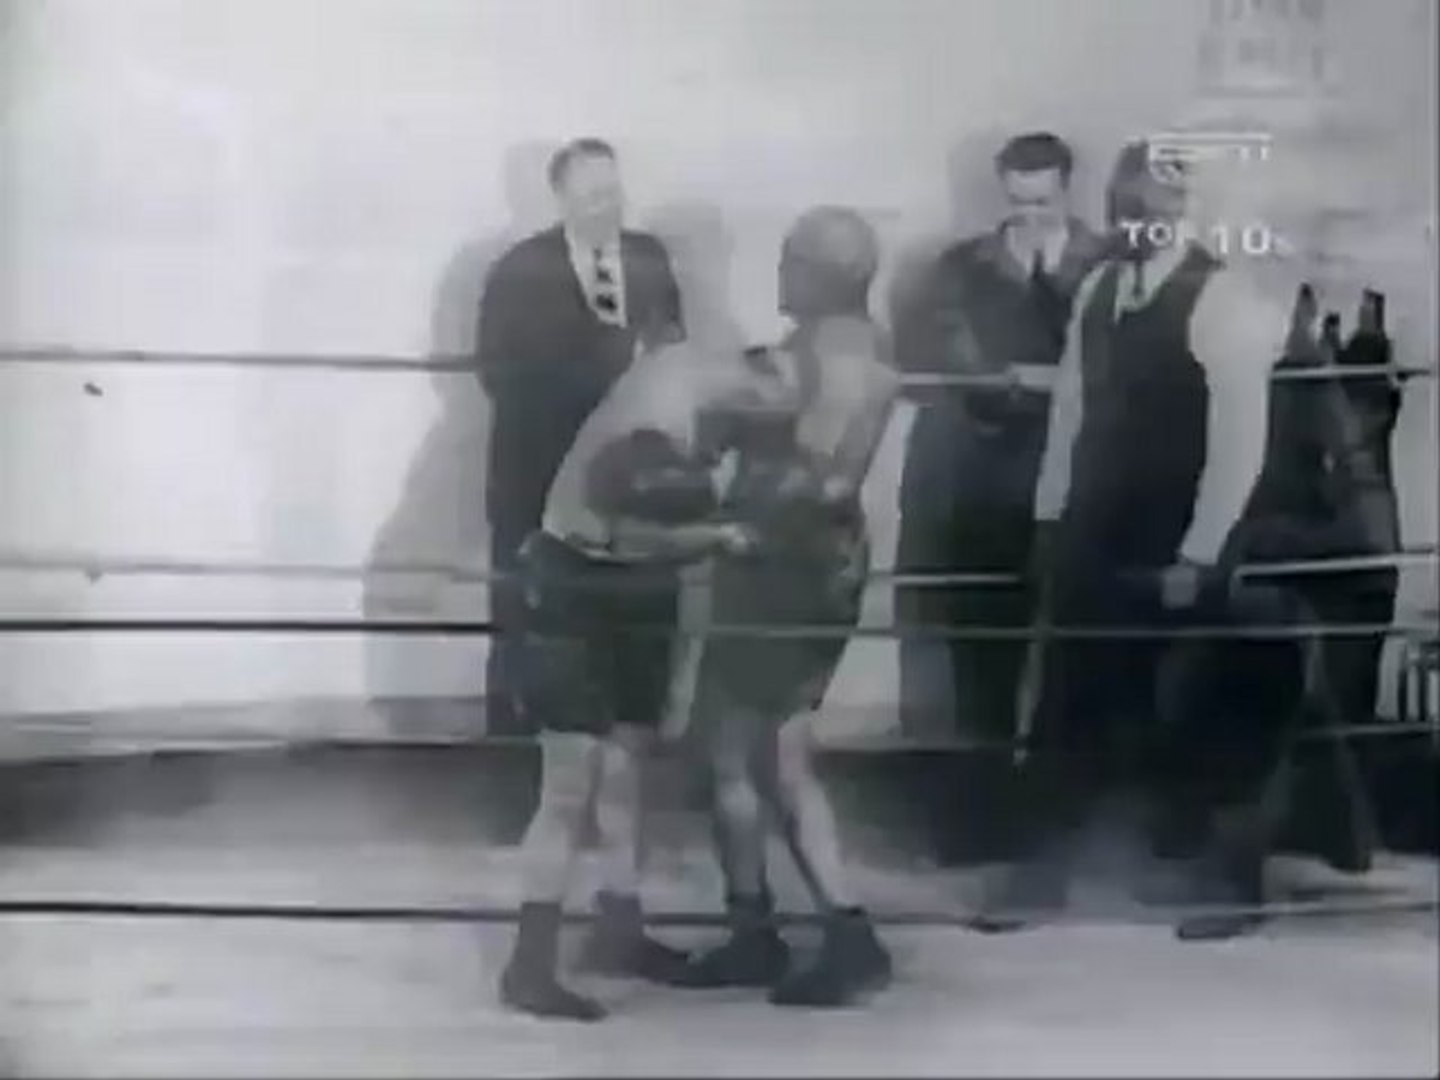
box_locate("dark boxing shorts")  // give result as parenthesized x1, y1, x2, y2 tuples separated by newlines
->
(696, 459, 867, 719)
(515, 530, 680, 737)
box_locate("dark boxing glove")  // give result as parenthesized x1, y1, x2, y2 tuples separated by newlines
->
(585, 429, 719, 526)
(730, 454, 861, 555)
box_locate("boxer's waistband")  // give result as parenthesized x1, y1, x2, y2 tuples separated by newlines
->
(537, 524, 625, 564)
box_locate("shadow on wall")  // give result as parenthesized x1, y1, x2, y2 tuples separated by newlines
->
(359, 159, 755, 738)
(885, 129, 1016, 741)
(642, 200, 746, 355)
(361, 140, 556, 739)
(0, 2, 21, 341)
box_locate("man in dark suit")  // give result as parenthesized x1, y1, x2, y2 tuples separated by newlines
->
(477, 138, 684, 735)
(893, 133, 1105, 858)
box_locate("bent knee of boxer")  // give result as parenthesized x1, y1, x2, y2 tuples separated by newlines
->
(714, 764, 764, 829)
(705, 716, 764, 813)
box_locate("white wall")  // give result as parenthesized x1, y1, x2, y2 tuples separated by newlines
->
(0, 0, 1434, 726)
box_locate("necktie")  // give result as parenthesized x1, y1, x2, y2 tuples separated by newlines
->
(1030, 246, 1064, 344)
(1124, 260, 1146, 311)
(591, 247, 621, 325)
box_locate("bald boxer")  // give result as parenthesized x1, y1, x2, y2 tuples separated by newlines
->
(499, 340, 785, 1021)
(672, 207, 900, 1007)
(974, 140, 1289, 930)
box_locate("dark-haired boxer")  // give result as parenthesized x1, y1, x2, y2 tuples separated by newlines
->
(672, 207, 900, 1007)
(498, 340, 789, 1022)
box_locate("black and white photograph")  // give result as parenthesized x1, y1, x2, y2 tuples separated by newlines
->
(0, 0, 1436, 1075)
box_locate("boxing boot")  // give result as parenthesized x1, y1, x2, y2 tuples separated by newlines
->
(769, 907, 892, 1008)
(669, 892, 791, 988)
(573, 891, 692, 983)
(967, 844, 1072, 933)
(1175, 807, 1268, 942)
(499, 902, 606, 1021)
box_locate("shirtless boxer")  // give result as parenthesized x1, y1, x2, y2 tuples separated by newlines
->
(499, 339, 788, 1021)
(672, 207, 900, 1007)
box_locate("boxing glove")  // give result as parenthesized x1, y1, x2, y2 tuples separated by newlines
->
(585, 429, 719, 526)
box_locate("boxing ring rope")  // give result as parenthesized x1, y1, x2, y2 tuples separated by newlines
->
(0, 894, 1432, 928)
(0, 545, 1433, 589)
(0, 615, 1431, 641)
(1, 343, 1434, 383)
(0, 350, 1435, 929)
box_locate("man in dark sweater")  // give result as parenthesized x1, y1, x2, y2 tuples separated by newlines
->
(477, 138, 684, 735)
(973, 140, 1288, 930)
(895, 133, 1107, 754)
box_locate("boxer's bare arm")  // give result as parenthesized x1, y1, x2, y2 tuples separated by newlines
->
(796, 318, 900, 502)
(605, 517, 751, 562)
(1179, 273, 1286, 565)
(1032, 266, 1101, 523)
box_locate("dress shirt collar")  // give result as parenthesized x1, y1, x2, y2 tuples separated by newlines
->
(1001, 218, 1072, 275)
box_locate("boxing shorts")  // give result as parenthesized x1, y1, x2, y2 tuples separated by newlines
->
(514, 530, 681, 737)
(696, 454, 868, 718)
(585, 428, 719, 527)
(513, 428, 715, 736)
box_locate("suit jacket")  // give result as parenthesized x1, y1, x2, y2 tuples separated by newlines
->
(896, 219, 1107, 512)
(477, 225, 683, 536)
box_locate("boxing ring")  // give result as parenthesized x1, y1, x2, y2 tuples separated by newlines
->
(0, 354, 1437, 1077)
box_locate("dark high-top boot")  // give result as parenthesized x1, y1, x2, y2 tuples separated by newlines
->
(968, 754, 1082, 933)
(670, 892, 791, 988)
(967, 847, 1073, 933)
(573, 891, 692, 983)
(769, 907, 892, 1008)
(1176, 807, 1269, 942)
(499, 902, 606, 1021)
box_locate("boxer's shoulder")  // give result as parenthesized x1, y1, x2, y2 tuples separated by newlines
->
(810, 313, 884, 353)
(815, 324, 899, 414)
(584, 427, 716, 524)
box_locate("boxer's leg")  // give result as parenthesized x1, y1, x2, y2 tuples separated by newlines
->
(576, 570, 691, 982)
(756, 718, 891, 1008)
(738, 593, 892, 1008)
(578, 725, 690, 981)
(668, 681, 791, 989)
(502, 728, 608, 1021)
(757, 714, 851, 912)
(499, 537, 608, 1020)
